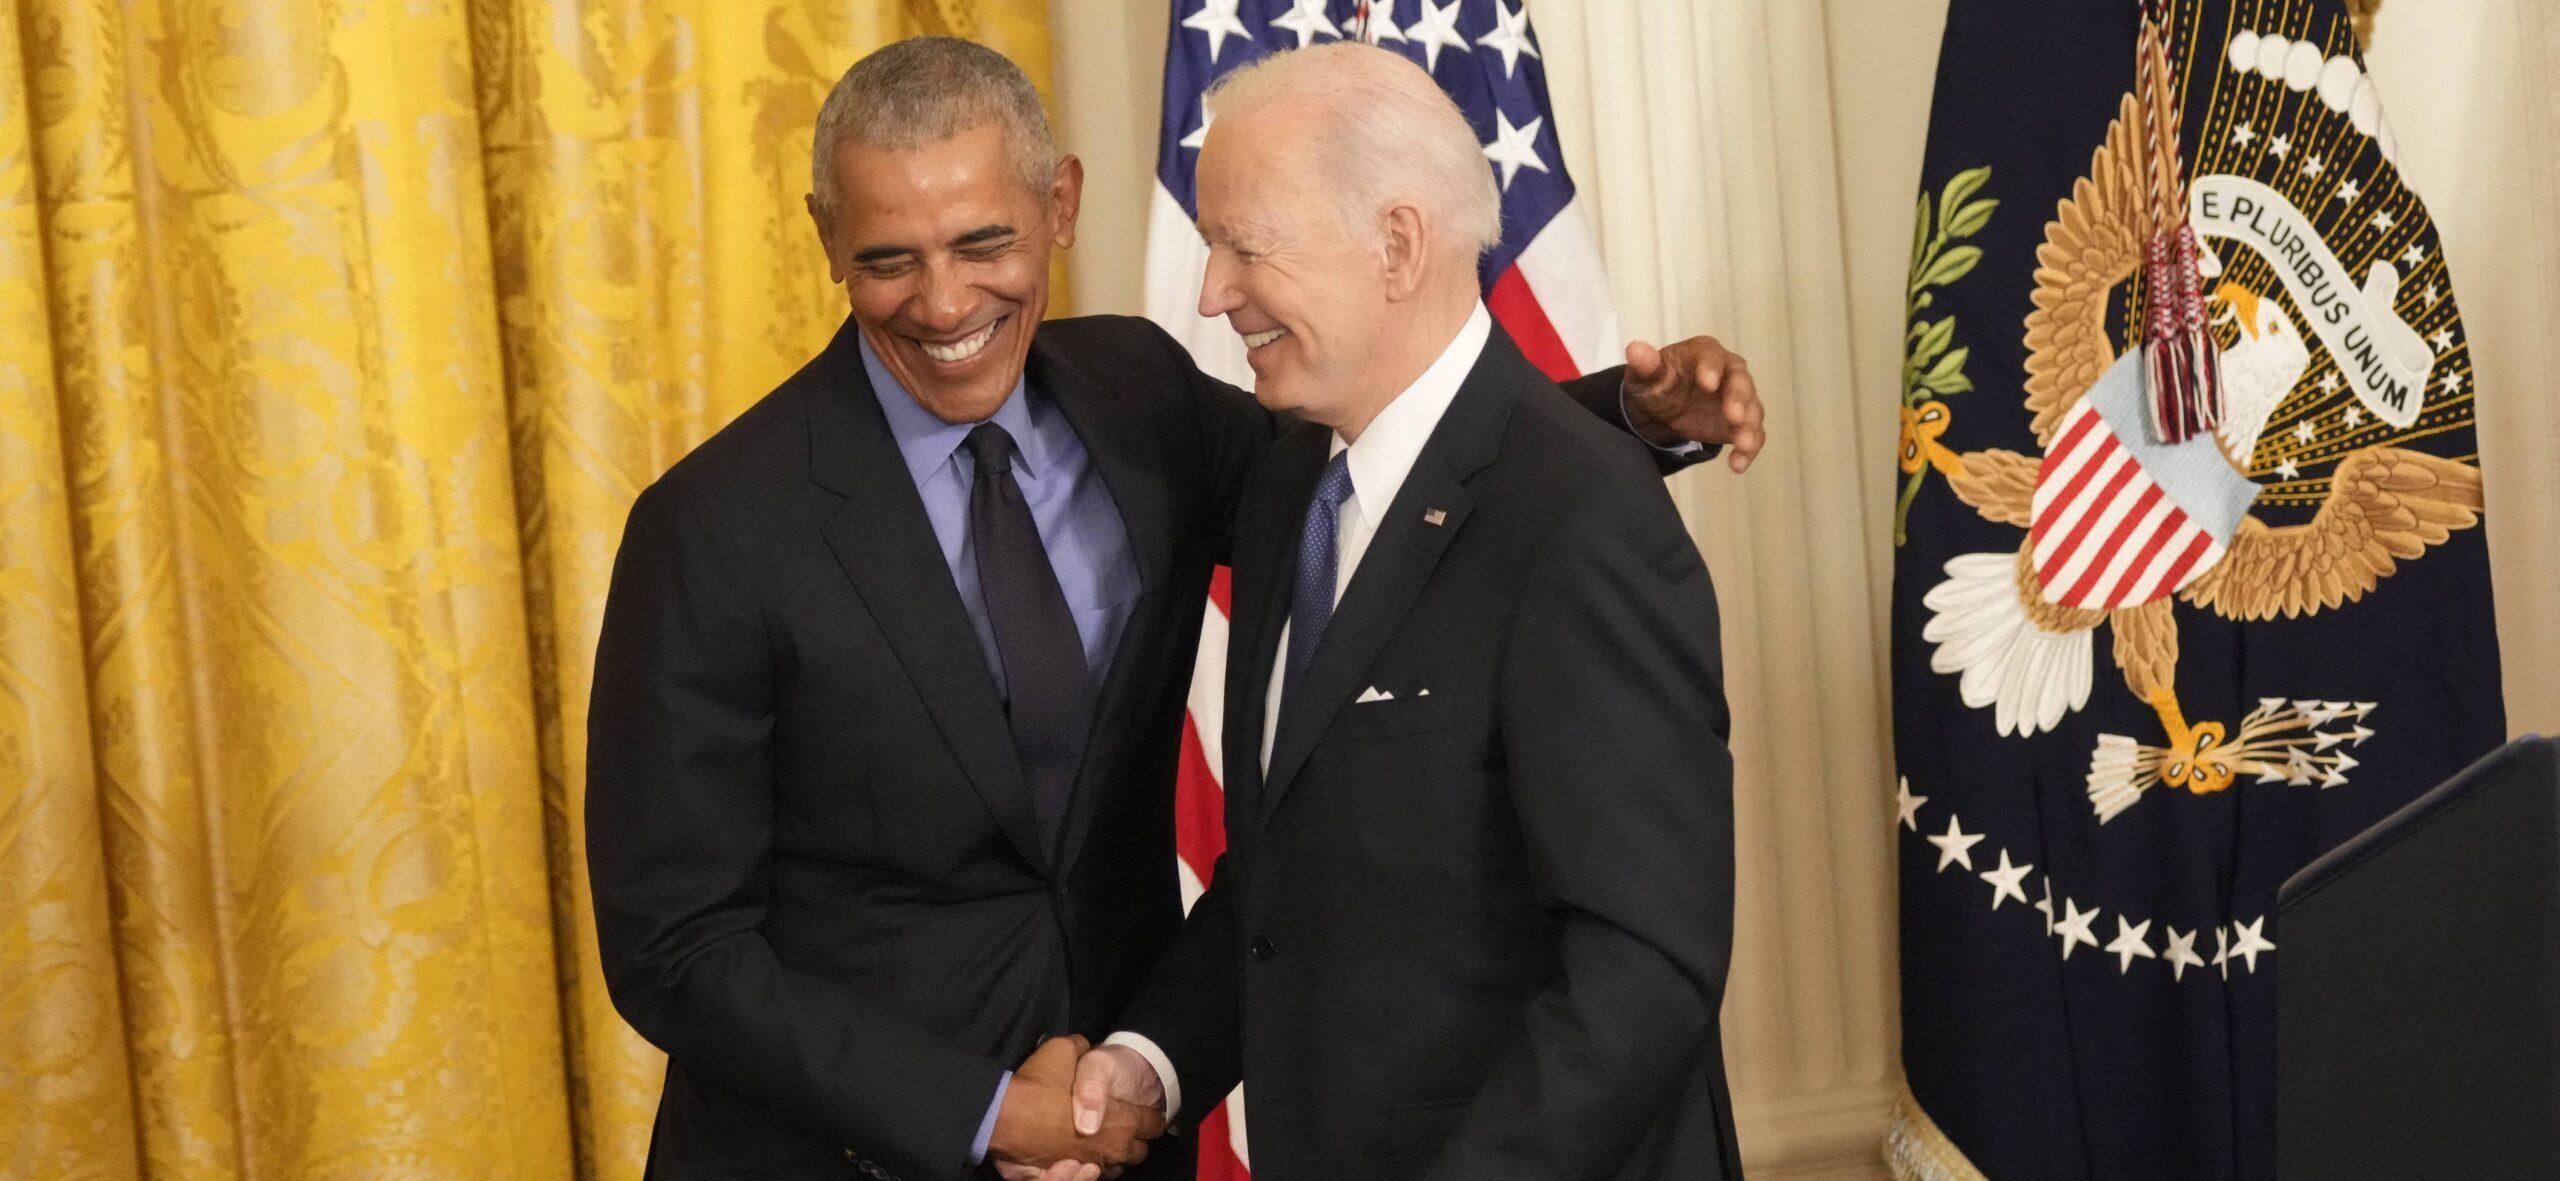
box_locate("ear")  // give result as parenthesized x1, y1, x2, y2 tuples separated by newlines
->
(1378, 200, 1430, 301)
(1049, 155, 1086, 251)
(805, 193, 844, 284)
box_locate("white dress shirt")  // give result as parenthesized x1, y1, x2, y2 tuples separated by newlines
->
(1105, 302, 1492, 1119)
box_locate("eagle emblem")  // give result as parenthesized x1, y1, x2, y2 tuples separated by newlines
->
(1908, 26, 2485, 821)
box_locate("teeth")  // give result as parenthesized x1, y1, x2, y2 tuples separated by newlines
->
(1242, 328, 1287, 349)
(919, 318, 1001, 363)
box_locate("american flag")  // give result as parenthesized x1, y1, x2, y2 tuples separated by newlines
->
(1144, 2, 1619, 1176)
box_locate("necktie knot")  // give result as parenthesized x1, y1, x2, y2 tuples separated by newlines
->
(1313, 451, 1355, 515)
(965, 422, 1017, 479)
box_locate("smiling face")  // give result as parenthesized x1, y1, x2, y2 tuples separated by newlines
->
(807, 120, 1080, 423)
(1193, 105, 1403, 427)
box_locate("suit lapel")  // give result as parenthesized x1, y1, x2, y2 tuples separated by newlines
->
(1224, 424, 1331, 814)
(1033, 336, 1177, 880)
(1257, 329, 1534, 821)
(804, 320, 1048, 873)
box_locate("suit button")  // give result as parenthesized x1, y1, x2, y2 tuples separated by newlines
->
(1249, 935, 1277, 963)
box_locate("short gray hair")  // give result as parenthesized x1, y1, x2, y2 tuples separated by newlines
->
(810, 37, 1059, 212)
(1205, 42, 1501, 256)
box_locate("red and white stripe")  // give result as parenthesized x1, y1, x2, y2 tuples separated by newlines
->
(1169, 569, 1251, 1180)
(2029, 403, 2228, 611)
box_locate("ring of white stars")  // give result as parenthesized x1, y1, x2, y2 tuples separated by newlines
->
(1181, 0, 1252, 64)
(1483, 109, 1550, 190)
(1409, 0, 1471, 71)
(1896, 777, 2276, 981)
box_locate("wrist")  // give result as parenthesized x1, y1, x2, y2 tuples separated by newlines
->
(988, 1073, 1045, 1157)
(1617, 379, 1687, 449)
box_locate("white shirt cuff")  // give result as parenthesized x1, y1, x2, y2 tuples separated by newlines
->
(1100, 1031, 1183, 1122)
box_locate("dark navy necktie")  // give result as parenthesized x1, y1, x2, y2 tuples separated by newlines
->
(1283, 451, 1356, 707)
(965, 422, 1089, 856)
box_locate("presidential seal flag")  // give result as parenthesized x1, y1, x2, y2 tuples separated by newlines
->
(1890, 1, 2506, 1177)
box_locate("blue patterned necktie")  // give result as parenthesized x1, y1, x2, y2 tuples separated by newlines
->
(1283, 451, 1356, 707)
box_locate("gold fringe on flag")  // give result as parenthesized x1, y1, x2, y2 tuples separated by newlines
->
(2348, 0, 2382, 48)
(1884, 1084, 1995, 1181)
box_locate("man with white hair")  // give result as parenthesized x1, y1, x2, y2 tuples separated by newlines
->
(1073, 43, 1742, 1179)
(586, 35, 1754, 1181)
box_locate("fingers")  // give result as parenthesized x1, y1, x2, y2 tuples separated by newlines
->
(1117, 1096, 1167, 1141)
(993, 1161, 1050, 1181)
(1687, 340, 1727, 395)
(1723, 362, 1765, 473)
(1623, 339, 1664, 384)
(1071, 1048, 1116, 1136)
(1032, 1160, 1094, 1181)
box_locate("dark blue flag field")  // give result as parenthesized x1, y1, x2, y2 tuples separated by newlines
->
(1888, 2, 2506, 1177)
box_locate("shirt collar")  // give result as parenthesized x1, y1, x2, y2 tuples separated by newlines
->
(859, 329, 1047, 484)
(1331, 301, 1491, 515)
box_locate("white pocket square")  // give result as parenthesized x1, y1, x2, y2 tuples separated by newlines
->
(1355, 686, 1395, 703)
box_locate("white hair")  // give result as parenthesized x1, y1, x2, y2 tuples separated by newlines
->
(1204, 42, 1502, 257)
(811, 37, 1058, 213)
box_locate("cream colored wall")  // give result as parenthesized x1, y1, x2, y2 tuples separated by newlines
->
(1047, 2, 2559, 1177)
(2363, 0, 2560, 734)
(1049, 0, 1164, 318)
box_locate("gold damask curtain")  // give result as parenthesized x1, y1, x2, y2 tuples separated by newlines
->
(0, 3, 1056, 1178)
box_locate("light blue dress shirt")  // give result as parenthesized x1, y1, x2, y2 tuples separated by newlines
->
(861, 335, 1141, 689)
(859, 334, 1141, 1166)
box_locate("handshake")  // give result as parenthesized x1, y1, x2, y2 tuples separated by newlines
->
(988, 1036, 1170, 1181)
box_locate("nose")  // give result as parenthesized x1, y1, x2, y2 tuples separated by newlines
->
(1198, 248, 1243, 320)
(913, 255, 975, 334)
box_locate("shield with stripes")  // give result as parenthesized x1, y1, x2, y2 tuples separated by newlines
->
(2028, 351, 2257, 611)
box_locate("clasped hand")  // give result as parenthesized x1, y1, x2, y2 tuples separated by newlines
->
(988, 1037, 1168, 1181)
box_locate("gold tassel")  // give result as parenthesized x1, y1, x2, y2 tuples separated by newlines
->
(2348, 0, 2382, 49)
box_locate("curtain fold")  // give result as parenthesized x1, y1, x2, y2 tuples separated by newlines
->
(0, 3, 1056, 1178)
(1532, 1, 1903, 1174)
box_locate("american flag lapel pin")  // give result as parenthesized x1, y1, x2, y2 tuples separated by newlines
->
(1423, 508, 1447, 527)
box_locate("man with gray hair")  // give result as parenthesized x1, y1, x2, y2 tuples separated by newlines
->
(1073, 43, 1743, 1178)
(586, 35, 1757, 1181)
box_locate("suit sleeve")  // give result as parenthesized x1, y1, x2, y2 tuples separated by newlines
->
(1555, 366, 1718, 477)
(1136, 319, 1277, 567)
(1136, 318, 1699, 564)
(585, 483, 1007, 1181)
(1424, 475, 1736, 1181)
(1101, 843, 1248, 1132)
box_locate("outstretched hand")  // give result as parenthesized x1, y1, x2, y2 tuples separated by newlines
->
(988, 1037, 1164, 1181)
(1071, 1044, 1167, 1139)
(1622, 335, 1766, 473)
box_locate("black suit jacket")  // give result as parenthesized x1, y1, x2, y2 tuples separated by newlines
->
(585, 314, 1670, 1180)
(1115, 328, 1742, 1181)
